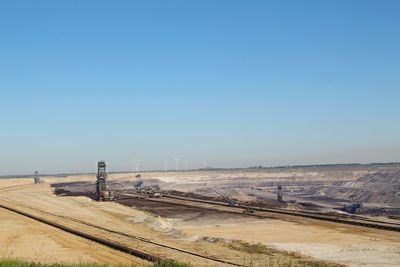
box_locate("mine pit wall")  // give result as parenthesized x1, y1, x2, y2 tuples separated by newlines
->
(307, 171, 400, 205)
(50, 169, 400, 220)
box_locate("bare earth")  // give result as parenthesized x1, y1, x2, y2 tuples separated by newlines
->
(0, 206, 146, 265)
(1, 170, 400, 266)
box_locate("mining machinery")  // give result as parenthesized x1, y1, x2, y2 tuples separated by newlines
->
(96, 161, 113, 201)
(33, 171, 41, 184)
(243, 208, 255, 214)
(342, 194, 363, 214)
(136, 184, 162, 198)
(212, 189, 238, 207)
(277, 185, 283, 202)
(135, 179, 144, 189)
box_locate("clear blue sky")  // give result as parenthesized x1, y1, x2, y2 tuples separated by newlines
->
(0, 0, 399, 174)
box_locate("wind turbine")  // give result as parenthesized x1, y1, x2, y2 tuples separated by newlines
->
(184, 160, 188, 172)
(174, 158, 180, 172)
(133, 160, 140, 173)
(163, 160, 168, 172)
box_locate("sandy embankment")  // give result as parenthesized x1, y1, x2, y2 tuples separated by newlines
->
(0, 208, 146, 265)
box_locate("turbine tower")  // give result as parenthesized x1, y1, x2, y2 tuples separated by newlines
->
(133, 160, 140, 173)
(163, 160, 168, 172)
(174, 158, 180, 172)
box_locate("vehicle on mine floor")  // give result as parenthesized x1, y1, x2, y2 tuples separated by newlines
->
(243, 208, 255, 214)
(149, 192, 162, 198)
(229, 199, 238, 207)
(137, 185, 162, 198)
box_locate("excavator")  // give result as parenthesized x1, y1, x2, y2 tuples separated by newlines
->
(211, 189, 238, 207)
(342, 194, 363, 214)
(210, 189, 255, 214)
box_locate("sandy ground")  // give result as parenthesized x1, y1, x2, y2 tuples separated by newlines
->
(174, 215, 400, 267)
(1, 171, 400, 266)
(0, 178, 268, 266)
(0, 208, 146, 265)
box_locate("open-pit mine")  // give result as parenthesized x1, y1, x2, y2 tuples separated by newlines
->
(1, 163, 400, 266)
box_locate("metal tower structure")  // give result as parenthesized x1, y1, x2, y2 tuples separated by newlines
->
(277, 185, 283, 202)
(33, 171, 40, 184)
(96, 161, 109, 201)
